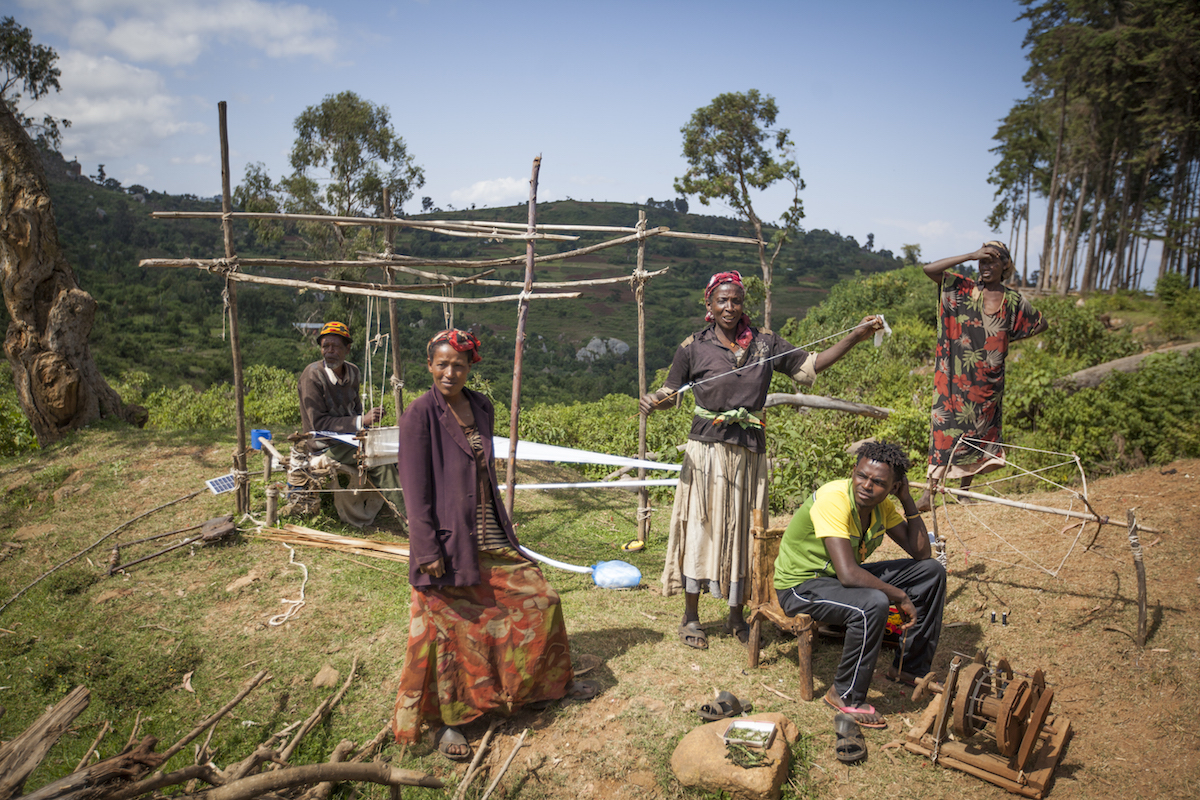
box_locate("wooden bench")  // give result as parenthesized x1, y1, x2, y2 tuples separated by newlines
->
(746, 509, 814, 701)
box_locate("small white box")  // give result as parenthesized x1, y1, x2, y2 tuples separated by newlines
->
(722, 720, 777, 749)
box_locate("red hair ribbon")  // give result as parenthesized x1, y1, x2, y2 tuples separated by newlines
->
(429, 329, 482, 363)
(704, 270, 744, 301)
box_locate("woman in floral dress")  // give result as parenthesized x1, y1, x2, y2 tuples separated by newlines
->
(917, 242, 1047, 511)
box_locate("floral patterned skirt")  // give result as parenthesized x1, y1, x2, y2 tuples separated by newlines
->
(392, 549, 573, 743)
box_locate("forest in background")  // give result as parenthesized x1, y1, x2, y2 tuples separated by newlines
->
(19, 148, 902, 404)
(989, 0, 1200, 293)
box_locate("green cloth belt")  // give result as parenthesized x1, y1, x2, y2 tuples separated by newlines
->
(693, 405, 764, 429)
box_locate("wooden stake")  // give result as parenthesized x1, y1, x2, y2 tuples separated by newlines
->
(218, 101, 249, 515)
(1127, 509, 1147, 648)
(265, 485, 279, 527)
(635, 211, 649, 544)
(505, 156, 540, 519)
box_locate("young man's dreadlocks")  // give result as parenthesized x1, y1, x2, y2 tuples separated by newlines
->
(855, 441, 911, 481)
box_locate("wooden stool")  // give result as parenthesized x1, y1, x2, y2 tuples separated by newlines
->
(746, 509, 814, 701)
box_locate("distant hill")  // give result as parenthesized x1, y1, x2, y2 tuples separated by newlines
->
(30, 150, 902, 404)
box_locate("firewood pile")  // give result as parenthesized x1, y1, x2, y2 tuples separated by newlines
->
(0, 660, 440, 800)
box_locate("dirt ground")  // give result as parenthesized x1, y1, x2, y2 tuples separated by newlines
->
(4, 446, 1198, 800)
(438, 459, 1200, 800)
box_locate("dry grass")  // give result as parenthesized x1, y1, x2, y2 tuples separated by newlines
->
(1, 427, 1198, 799)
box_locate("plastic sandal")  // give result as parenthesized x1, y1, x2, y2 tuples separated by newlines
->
(834, 713, 867, 763)
(435, 726, 472, 762)
(698, 690, 753, 721)
(678, 620, 709, 650)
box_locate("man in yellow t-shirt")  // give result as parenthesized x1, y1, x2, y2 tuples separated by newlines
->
(774, 442, 945, 729)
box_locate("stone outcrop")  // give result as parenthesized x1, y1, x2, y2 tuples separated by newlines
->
(670, 712, 798, 800)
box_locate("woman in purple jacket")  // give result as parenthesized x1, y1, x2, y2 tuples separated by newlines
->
(391, 329, 596, 761)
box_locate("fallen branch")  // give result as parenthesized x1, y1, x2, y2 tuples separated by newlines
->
(763, 393, 892, 419)
(200, 763, 443, 799)
(347, 725, 392, 764)
(159, 670, 271, 763)
(85, 762, 219, 800)
(0, 687, 91, 800)
(0, 491, 203, 616)
(452, 718, 502, 800)
(74, 720, 110, 772)
(479, 729, 528, 800)
(279, 657, 358, 764)
(759, 683, 796, 702)
(1056, 342, 1200, 392)
(297, 739, 356, 800)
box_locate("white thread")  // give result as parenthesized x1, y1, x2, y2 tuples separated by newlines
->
(268, 543, 308, 626)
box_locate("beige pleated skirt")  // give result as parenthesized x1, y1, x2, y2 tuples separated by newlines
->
(660, 438, 768, 605)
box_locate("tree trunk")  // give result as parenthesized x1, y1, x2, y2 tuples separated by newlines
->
(1040, 91, 1069, 291)
(0, 105, 146, 446)
(1059, 168, 1088, 295)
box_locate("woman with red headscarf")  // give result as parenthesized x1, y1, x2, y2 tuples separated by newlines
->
(393, 330, 596, 762)
(640, 273, 880, 649)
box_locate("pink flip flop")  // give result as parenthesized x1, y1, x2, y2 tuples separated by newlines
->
(823, 691, 887, 729)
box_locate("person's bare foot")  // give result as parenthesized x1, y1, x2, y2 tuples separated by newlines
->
(915, 491, 932, 513)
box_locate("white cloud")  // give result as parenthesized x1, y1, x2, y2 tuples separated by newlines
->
(170, 153, 216, 166)
(38, 51, 204, 160)
(449, 178, 530, 208)
(25, 0, 338, 66)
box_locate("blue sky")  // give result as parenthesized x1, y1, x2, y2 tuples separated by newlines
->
(14, 0, 1039, 265)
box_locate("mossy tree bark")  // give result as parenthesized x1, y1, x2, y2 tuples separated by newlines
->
(0, 104, 146, 445)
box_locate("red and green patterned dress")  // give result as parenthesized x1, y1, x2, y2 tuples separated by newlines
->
(928, 273, 1045, 479)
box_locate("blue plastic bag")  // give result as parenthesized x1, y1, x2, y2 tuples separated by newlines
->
(591, 560, 642, 589)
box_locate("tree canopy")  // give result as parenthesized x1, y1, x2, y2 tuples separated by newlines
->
(989, 0, 1200, 292)
(0, 16, 69, 150)
(675, 89, 804, 329)
(237, 91, 425, 260)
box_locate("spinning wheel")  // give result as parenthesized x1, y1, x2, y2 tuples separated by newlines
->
(902, 653, 1072, 798)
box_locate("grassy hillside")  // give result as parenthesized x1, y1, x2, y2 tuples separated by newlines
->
(29, 150, 902, 406)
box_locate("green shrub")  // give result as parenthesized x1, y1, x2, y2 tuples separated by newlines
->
(1032, 297, 1140, 366)
(1160, 287, 1200, 340)
(1034, 349, 1200, 471)
(0, 370, 36, 457)
(1156, 272, 1188, 306)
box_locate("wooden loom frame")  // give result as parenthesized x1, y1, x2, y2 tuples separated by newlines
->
(143, 101, 762, 533)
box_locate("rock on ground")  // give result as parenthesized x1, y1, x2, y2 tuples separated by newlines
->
(670, 712, 798, 800)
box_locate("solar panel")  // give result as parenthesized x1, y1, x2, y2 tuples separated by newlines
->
(205, 474, 237, 495)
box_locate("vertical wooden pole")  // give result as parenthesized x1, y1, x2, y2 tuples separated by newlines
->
(505, 156, 541, 518)
(265, 485, 278, 527)
(218, 101, 249, 515)
(382, 188, 405, 416)
(1127, 509, 1147, 648)
(635, 211, 649, 544)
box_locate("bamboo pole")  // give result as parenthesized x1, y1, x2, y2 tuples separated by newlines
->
(149, 211, 576, 240)
(218, 101, 249, 515)
(135, 267, 579, 304)
(382, 188, 404, 415)
(635, 211, 649, 545)
(505, 156, 540, 519)
(375, 226, 672, 270)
